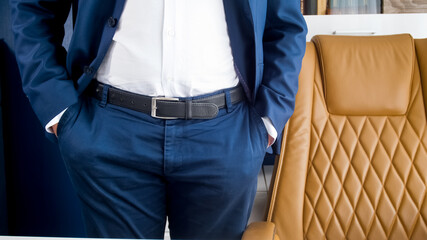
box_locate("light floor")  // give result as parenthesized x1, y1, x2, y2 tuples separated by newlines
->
(164, 165, 274, 239)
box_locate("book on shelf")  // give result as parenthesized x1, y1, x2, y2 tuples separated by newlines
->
(328, 0, 381, 14)
(301, 0, 427, 15)
(301, 0, 382, 15)
(303, 0, 318, 15)
(383, 0, 427, 13)
(318, 0, 328, 14)
(301, 0, 304, 14)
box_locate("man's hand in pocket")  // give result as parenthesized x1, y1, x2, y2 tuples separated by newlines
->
(268, 135, 274, 148)
(52, 123, 58, 137)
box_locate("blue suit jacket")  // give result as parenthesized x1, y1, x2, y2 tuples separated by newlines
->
(10, 0, 307, 154)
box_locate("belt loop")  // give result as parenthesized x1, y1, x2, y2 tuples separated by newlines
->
(99, 85, 109, 108)
(185, 100, 193, 120)
(225, 90, 232, 113)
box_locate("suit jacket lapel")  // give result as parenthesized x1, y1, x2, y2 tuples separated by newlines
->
(222, 0, 256, 100)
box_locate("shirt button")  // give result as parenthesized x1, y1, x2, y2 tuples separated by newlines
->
(108, 17, 117, 28)
(167, 29, 175, 37)
(84, 66, 94, 75)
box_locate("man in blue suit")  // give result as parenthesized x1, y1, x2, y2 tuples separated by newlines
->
(10, 0, 307, 239)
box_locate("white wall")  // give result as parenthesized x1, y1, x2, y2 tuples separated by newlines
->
(304, 13, 427, 41)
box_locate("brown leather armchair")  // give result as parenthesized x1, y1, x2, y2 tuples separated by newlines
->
(243, 34, 427, 240)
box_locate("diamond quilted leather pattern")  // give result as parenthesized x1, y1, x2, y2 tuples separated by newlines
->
(303, 64, 427, 239)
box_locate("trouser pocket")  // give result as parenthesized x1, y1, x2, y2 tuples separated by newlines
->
(248, 104, 269, 150)
(56, 99, 83, 138)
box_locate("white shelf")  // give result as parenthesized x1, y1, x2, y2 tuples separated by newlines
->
(304, 13, 427, 40)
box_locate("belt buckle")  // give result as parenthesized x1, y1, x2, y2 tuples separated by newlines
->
(151, 97, 180, 119)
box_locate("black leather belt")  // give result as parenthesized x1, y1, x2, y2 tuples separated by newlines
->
(91, 82, 245, 119)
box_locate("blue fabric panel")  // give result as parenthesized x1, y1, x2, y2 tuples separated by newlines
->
(0, 0, 12, 232)
(0, 40, 9, 235)
(0, 38, 85, 237)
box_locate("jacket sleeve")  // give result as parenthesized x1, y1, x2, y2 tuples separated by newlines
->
(9, 0, 80, 127)
(254, 0, 307, 139)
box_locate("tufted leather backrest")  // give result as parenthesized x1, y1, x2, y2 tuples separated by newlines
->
(416, 38, 427, 115)
(267, 35, 427, 240)
(312, 35, 414, 115)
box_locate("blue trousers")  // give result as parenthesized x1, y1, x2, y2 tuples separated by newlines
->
(57, 86, 268, 239)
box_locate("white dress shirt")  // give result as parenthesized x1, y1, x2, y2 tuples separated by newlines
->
(47, 0, 277, 142)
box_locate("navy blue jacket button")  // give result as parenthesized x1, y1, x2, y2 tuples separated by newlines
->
(108, 17, 117, 28)
(84, 66, 94, 74)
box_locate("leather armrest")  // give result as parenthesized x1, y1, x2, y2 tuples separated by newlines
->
(241, 222, 276, 240)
